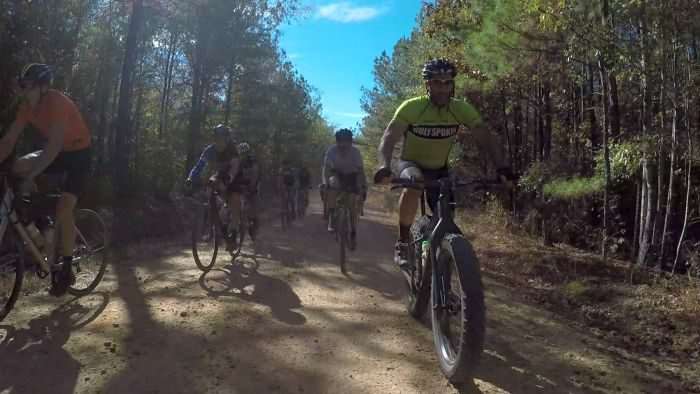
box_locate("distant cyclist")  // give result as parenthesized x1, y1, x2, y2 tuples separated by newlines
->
(185, 124, 241, 251)
(233, 142, 260, 236)
(298, 164, 312, 216)
(279, 159, 299, 220)
(322, 128, 366, 249)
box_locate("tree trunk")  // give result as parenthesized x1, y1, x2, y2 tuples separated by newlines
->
(543, 82, 552, 160)
(633, 177, 641, 259)
(112, 0, 145, 245)
(599, 56, 611, 260)
(159, 30, 178, 138)
(608, 73, 621, 138)
(637, 10, 654, 265)
(652, 63, 666, 248)
(673, 109, 692, 273)
(224, 63, 235, 125)
(673, 43, 694, 273)
(659, 38, 679, 269)
(588, 63, 600, 157)
(536, 80, 544, 162)
(513, 92, 522, 171)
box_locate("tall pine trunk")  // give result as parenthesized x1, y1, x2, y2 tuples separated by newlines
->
(112, 0, 145, 245)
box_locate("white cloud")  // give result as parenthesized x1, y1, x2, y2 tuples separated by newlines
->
(317, 2, 385, 23)
(288, 53, 303, 60)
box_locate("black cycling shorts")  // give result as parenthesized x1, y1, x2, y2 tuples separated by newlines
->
(46, 147, 91, 197)
(397, 160, 449, 213)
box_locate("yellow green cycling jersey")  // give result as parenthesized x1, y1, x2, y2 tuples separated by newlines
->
(392, 95, 482, 169)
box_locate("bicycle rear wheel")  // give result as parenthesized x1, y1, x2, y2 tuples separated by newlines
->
(0, 231, 24, 322)
(237, 201, 248, 253)
(192, 203, 218, 271)
(431, 234, 485, 383)
(68, 209, 108, 296)
(337, 208, 348, 274)
(281, 196, 290, 230)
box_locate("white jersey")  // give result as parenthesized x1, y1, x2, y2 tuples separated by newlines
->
(322, 145, 366, 189)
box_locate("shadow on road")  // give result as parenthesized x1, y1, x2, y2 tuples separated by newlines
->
(198, 260, 306, 326)
(0, 293, 109, 394)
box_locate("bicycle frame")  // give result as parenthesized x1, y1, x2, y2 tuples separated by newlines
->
(427, 180, 464, 311)
(335, 190, 355, 232)
(0, 177, 52, 273)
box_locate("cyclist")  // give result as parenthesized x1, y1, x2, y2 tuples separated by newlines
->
(298, 164, 312, 216)
(185, 124, 241, 251)
(279, 159, 299, 220)
(232, 142, 260, 237)
(373, 58, 514, 270)
(322, 128, 366, 250)
(0, 63, 92, 296)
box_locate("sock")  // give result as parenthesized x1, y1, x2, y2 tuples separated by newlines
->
(62, 255, 73, 266)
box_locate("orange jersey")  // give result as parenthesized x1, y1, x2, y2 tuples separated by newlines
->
(16, 90, 91, 151)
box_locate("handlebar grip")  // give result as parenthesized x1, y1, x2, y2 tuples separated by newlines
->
(373, 167, 393, 184)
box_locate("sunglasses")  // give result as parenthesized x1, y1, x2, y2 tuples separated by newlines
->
(428, 79, 455, 87)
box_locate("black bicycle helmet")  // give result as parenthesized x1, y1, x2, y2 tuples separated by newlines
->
(19, 63, 53, 85)
(213, 124, 231, 138)
(335, 128, 353, 141)
(421, 58, 457, 80)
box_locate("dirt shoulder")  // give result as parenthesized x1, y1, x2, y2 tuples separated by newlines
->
(464, 212, 700, 394)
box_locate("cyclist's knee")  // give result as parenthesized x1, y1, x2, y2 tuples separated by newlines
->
(328, 176, 340, 189)
(399, 166, 424, 182)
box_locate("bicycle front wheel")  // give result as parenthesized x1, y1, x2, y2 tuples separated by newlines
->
(407, 216, 432, 319)
(0, 230, 24, 321)
(431, 234, 485, 384)
(68, 209, 108, 296)
(192, 203, 218, 271)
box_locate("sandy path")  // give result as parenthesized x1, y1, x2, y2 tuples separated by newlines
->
(0, 193, 676, 394)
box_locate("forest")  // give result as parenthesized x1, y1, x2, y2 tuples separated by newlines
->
(360, 0, 700, 276)
(0, 0, 334, 243)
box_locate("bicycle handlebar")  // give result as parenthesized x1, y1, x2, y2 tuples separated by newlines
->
(388, 177, 502, 192)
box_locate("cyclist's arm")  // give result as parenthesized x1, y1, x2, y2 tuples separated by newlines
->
(27, 123, 64, 179)
(322, 148, 332, 185)
(188, 146, 214, 180)
(0, 121, 25, 163)
(378, 119, 408, 168)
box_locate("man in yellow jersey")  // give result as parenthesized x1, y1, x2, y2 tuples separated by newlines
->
(0, 63, 92, 295)
(374, 58, 514, 270)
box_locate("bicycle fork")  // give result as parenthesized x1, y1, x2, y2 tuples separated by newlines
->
(432, 253, 451, 313)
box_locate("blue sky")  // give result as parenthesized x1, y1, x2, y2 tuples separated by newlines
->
(279, 1, 423, 130)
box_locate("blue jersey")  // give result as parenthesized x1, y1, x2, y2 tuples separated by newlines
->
(188, 143, 237, 179)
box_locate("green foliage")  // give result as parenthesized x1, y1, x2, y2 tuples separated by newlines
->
(518, 161, 553, 193)
(595, 139, 646, 182)
(0, 0, 331, 204)
(544, 176, 604, 199)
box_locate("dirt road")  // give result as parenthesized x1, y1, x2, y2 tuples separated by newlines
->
(0, 193, 677, 394)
